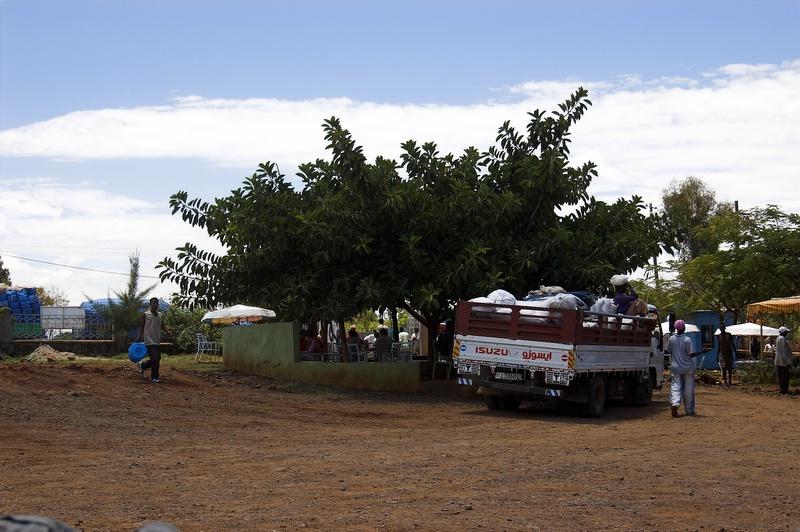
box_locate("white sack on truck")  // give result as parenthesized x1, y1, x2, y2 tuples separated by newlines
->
(546, 293, 585, 310)
(590, 297, 618, 315)
(486, 289, 516, 305)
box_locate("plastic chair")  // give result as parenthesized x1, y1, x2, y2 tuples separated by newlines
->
(195, 333, 220, 362)
(348, 343, 367, 362)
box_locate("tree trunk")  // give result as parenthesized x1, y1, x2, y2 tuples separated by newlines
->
(396, 301, 440, 363)
(337, 317, 347, 362)
(426, 317, 439, 364)
(390, 306, 399, 342)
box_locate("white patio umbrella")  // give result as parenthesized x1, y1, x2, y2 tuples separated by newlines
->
(661, 321, 701, 333)
(201, 304, 276, 324)
(714, 322, 779, 336)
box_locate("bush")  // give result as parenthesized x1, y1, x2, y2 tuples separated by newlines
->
(738, 360, 800, 386)
(163, 307, 223, 353)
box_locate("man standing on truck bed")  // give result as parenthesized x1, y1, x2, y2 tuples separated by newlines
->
(610, 274, 647, 316)
(667, 320, 709, 417)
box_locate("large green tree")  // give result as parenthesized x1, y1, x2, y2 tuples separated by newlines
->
(159, 89, 671, 357)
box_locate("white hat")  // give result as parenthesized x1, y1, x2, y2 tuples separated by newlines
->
(778, 326, 790, 334)
(610, 274, 629, 287)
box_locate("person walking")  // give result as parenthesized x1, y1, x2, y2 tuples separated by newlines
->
(717, 323, 736, 387)
(137, 297, 167, 383)
(667, 320, 710, 417)
(775, 326, 793, 395)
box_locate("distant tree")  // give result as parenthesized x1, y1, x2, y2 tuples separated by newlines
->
(661, 176, 725, 260)
(672, 205, 800, 322)
(89, 252, 156, 349)
(36, 287, 70, 306)
(0, 256, 10, 285)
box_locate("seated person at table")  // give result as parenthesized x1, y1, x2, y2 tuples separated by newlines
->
(299, 328, 308, 352)
(398, 327, 409, 345)
(364, 329, 379, 348)
(374, 328, 393, 361)
(347, 327, 363, 347)
(308, 329, 324, 353)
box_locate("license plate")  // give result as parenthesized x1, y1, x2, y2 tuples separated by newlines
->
(495, 371, 523, 381)
(546, 372, 569, 384)
(458, 364, 474, 374)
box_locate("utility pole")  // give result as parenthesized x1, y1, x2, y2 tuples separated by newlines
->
(649, 203, 659, 287)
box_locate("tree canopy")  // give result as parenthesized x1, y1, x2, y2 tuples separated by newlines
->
(159, 89, 670, 354)
(661, 176, 725, 260)
(638, 179, 800, 323)
(674, 205, 800, 321)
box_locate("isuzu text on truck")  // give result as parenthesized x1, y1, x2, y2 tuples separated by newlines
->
(453, 300, 665, 417)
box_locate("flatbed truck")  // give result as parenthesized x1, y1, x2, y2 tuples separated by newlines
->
(453, 300, 665, 417)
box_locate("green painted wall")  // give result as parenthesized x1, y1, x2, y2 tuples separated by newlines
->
(223, 322, 422, 393)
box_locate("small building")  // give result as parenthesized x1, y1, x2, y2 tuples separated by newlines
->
(684, 310, 737, 369)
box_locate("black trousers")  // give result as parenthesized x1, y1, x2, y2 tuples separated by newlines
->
(777, 365, 790, 394)
(141, 344, 161, 379)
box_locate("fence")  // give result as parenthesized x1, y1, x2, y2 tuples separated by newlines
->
(11, 313, 111, 340)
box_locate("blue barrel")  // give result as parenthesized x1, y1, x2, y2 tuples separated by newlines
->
(128, 342, 148, 363)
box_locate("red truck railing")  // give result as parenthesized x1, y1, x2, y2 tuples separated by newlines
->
(454, 301, 655, 347)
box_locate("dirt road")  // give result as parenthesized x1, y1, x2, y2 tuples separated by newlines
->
(1, 361, 798, 531)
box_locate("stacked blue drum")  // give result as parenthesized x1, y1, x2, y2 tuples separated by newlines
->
(0, 287, 41, 316)
(0, 287, 42, 337)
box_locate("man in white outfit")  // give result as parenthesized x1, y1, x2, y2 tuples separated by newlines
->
(775, 326, 793, 394)
(667, 319, 709, 417)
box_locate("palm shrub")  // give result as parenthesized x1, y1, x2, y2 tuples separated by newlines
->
(88, 252, 156, 350)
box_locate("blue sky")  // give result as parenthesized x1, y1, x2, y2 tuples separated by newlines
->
(4, 0, 799, 127)
(1, 0, 799, 303)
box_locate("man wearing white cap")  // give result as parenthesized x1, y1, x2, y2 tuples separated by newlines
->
(667, 319, 710, 417)
(774, 326, 793, 394)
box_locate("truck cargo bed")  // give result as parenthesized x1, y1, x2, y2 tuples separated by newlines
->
(454, 300, 655, 347)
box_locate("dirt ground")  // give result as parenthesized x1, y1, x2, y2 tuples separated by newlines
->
(1, 360, 798, 532)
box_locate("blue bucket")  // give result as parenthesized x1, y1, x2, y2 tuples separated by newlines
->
(128, 342, 148, 362)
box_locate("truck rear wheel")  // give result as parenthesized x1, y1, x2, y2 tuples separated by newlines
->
(628, 375, 653, 406)
(499, 396, 520, 411)
(485, 395, 520, 411)
(581, 375, 606, 417)
(485, 395, 502, 411)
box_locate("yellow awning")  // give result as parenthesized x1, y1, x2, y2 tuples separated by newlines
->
(747, 296, 800, 319)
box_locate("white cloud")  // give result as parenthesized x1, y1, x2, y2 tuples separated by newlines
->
(1, 58, 800, 303)
(2, 59, 799, 213)
(2, 59, 799, 214)
(0, 179, 222, 305)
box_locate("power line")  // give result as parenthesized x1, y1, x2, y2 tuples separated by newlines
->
(0, 252, 160, 279)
